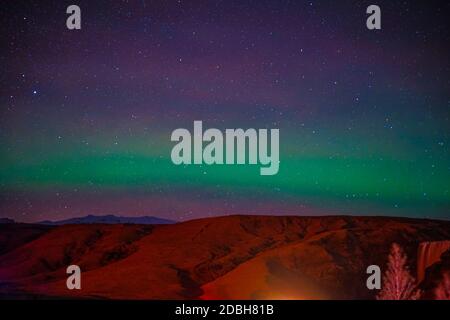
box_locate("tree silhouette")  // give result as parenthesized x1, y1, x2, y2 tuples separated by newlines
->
(377, 243, 421, 300)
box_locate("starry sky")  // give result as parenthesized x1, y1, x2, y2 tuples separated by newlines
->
(1, 0, 449, 222)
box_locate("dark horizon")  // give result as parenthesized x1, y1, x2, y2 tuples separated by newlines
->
(3, 212, 450, 225)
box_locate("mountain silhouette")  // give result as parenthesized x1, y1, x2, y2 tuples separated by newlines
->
(37, 214, 175, 225)
(0, 218, 15, 224)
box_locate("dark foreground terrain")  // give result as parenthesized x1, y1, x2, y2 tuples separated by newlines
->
(1, 215, 449, 299)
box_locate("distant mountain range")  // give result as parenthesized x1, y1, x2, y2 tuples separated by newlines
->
(37, 214, 175, 225)
(0, 218, 15, 224)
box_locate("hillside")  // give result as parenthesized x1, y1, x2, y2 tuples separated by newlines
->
(0, 215, 449, 299)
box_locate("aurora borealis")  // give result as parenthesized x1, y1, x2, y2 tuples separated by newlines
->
(1, 1, 449, 222)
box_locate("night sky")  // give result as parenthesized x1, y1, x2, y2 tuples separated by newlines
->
(1, 0, 449, 222)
